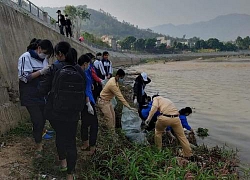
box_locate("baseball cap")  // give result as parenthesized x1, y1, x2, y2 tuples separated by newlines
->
(56, 10, 61, 13)
(141, 72, 148, 82)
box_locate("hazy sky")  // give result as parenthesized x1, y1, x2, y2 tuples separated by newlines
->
(31, 0, 250, 28)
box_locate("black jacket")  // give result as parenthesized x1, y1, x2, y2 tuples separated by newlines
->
(57, 14, 66, 26)
(65, 19, 72, 27)
(133, 75, 151, 103)
(39, 61, 81, 122)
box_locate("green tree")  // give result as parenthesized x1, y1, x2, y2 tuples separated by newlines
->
(145, 38, 156, 50)
(207, 38, 221, 49)
(224, 42, 237, 51)
(64, 5, 91, 38)
(81, 32, 109, 48)
(175, 42, 183, 50)
(243, 36, 250, 49)
(120, 36, 136, 50)
(133, 38, 145, 51)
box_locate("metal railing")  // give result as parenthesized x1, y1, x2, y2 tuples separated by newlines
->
(9, 0, 58, 30)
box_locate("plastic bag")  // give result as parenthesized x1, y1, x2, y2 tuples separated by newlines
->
(102, 79, 117, 109)
(121, 106, 148, 145)
(111, 97, 117, 109)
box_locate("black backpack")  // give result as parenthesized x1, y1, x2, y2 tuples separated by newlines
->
(51, 64, 86, 112)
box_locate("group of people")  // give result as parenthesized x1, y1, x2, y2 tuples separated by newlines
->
(132, 72, 194, 159)
(18, 38, 195, 179)
(56, 10, 72, 37)
(18, 38, 121, 180)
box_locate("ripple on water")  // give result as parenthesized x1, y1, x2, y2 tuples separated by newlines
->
(128, 60, 250, 165)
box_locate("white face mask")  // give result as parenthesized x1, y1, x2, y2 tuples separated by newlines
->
(38, 53, 47, 59)
(118, 78, 124, 84)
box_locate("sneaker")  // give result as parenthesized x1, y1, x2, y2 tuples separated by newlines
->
(46, 130, 54, 135)
(43, 133, 53, 140)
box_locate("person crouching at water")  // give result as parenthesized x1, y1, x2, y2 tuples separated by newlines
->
(145, 95, 193, 158)
(18, 38, 53, 157)
(166, 107, 194, 141)
(98, 69, 136, 130)
(78, 54, 99, 155)
(133, 72, 151, 111)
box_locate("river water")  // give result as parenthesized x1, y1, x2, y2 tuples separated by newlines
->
(127, 58, 250, 166)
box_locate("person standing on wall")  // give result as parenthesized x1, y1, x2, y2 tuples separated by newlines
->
(56, 10, 66, 36)
(65, 14, 72, 38)
(99, 51, 113, 80)
(18, 38, 53, 157)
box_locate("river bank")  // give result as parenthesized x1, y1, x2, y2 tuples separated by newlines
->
(0, 56, 250, 179)
(0, 78, 249, 179)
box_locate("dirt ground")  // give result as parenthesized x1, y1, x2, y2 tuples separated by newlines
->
(0, 136, 34, 179)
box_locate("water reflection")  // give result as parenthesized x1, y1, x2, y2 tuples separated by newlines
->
(128, 59, 250, 165)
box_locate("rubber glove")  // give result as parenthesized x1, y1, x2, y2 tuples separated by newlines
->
(133, 98, 137, 105)
(86, 102, 94, 115)
(39, 66, 50, 75)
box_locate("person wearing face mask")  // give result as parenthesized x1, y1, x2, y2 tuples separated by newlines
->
(98, 69, 136, 130)
(133, 72, 151, 110)
(18, 38, 53, 157)
(93, 52, 103, 79)
(99, 51, 113, 80)
(78, 54, 99, 155)
(39, 42, 81, 180)
(86, 53, 105, 101)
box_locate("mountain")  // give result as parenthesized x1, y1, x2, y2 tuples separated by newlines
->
(151, 14, 250, 41)
(42, 6, 162, 39)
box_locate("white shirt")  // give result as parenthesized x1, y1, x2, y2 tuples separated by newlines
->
(93, 59, 100, 69)
(18, 52, 48, 83)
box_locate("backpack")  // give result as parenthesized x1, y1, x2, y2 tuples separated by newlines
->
(51, 64, 86, 112)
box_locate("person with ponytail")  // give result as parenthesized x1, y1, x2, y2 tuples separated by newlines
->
(78, 54, 99, 155)
(18, 38, 53, 157)
(39, 41, 79, 180)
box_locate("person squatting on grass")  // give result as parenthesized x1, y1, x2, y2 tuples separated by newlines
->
(39, 41, 81, 180)
(78, 54, 99, 155)
(18, 38, 53, 156)
(98, 69, 136, 130)
(166, 107, 194, 141)
(145, 95, 193, 158)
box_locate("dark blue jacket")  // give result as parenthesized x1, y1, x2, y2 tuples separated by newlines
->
(166, 115, 191, 131)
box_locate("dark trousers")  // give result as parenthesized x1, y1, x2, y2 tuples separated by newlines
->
(26, 105, 46, 144)
(65, 27, 72, 37)
(59, 25, 65, 35)
(49, 120, 78, 174)
(81, 104, 98, 147)
(92, 83, 102, 102)
(138, 94, 148, 119)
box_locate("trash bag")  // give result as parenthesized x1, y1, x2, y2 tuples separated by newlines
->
(102, 79, 117, 109)
(121, 106, 148, 145)
(111, 97, 117, 109)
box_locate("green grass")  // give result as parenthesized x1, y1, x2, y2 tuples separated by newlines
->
(0, 118, 244, 180)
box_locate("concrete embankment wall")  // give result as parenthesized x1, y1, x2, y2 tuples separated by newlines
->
(0, 0, 141, 135)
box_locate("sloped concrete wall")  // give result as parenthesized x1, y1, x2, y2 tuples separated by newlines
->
(0, 0, 142, 135)
(0, 1, 97, 135)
